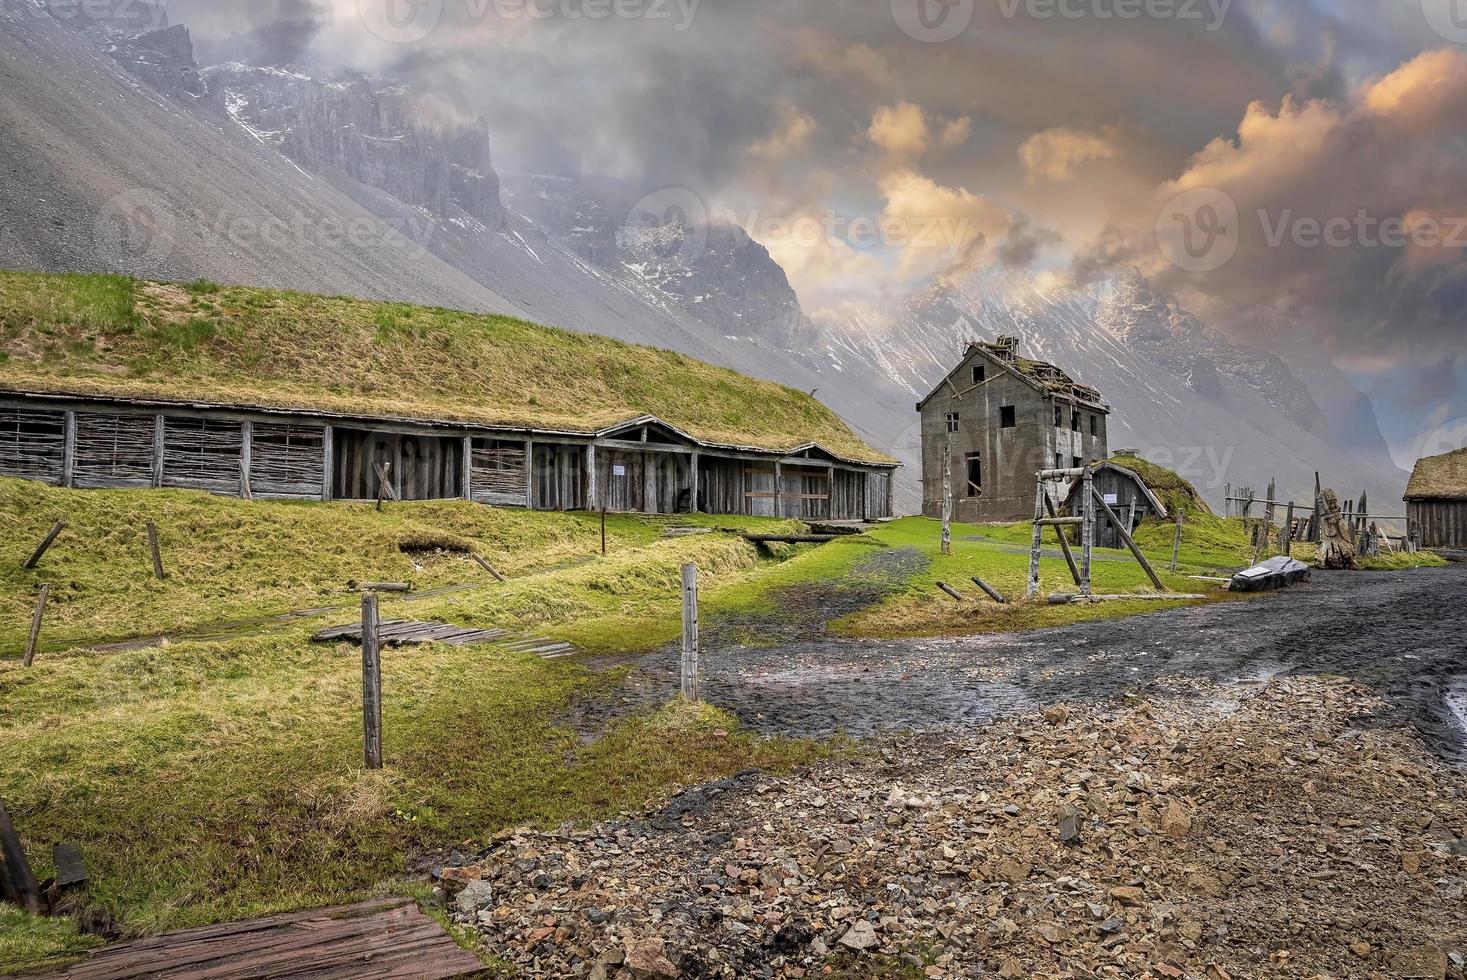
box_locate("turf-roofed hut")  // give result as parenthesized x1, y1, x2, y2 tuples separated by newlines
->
(0, 274, 898, 519)
(1404, 447, 1467, 548)
(1058, 452, 1211, 549)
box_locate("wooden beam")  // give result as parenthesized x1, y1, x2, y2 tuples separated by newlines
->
(1091, 487, 1166, 591)
(1080, 468, 1095, 596)
(1027, 478, 1045, 598)
(0, 797, 41, 915)
(585, 443, 598, 511)
(61, 410, 76, 488)
(22, 585, 48, 668)
(22, 521, 64, 570)
(147, 521, 166, 580)
(774, 461, 784, 519)
(524, 440, 534, 508)
(690, 451, 701, 514)
(972, 577, 1009, 604)
(239, 420, 253, 500)
(151, 414, 165, 487)
(680, 564, 699, 701)
(462, 436, 473, 501)
(321, 425, 334, 502)
(1042, 496, 1083, 587)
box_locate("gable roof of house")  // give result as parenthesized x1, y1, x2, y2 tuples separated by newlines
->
(917, 340, 1110, 413)
(1405, 447, 1467, 501)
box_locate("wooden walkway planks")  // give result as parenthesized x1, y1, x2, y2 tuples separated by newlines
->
(311, 620, 576, 659)
(39, 899, 484, 980)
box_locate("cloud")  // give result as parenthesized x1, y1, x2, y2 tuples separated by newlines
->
(868, 103, 930, 161)
(1019, 126, 1122, 183)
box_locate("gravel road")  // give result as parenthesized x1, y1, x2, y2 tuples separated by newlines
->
(592, 563, 1467, 761)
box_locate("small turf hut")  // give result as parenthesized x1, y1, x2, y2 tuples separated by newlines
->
(1404, 447, 1467, 548)
(1060, 452, 1211, 549)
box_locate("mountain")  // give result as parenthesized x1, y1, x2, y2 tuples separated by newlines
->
(0, 0, 922, 508)
(821, 269, 1411, 513)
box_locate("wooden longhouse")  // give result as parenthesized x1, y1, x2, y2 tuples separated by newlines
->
(0, 391, 897, 520)
(1404, 446, 1467, 548)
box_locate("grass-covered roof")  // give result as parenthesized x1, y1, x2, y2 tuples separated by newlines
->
(0, 272, 894, 464)
(1102, 452, 1213, 514)
(1406, 447, 1467, 500)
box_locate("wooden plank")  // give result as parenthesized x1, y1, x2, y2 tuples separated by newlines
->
(62, 410, 76, 488)
(53, 842, 88, 889)
(23, 584, 48, 668)
(23, 520, 65, 570)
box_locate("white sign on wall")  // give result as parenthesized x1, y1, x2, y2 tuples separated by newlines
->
(1104, 493, 1119, 505)
(613, 465, 627, 477)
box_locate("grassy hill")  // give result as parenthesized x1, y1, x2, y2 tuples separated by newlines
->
(0, 272, 892, 463)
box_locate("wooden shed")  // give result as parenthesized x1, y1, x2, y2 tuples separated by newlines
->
(1404, 447, 1467, 548)
(0, 394, 897, 521)
(1060, 460, 1169, 550)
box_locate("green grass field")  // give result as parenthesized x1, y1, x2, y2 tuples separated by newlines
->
(0, 479, 1442, 973)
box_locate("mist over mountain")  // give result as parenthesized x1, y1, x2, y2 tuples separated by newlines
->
(0, 0, 1413, 514)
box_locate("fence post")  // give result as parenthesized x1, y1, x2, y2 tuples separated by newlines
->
(940, 440, 952, 556)
(680, 563, 699, 701)
(1284, 502, 1295, 556)
(23, 585, 48, 669)
(22, 521, 65, 571)
(1080, 468, 1094, 596)
(361, 593, 383, 771)
(1170, 513, 1183, 573)
(146, 521, 166, 580)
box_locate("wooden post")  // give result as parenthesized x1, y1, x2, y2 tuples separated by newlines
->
(680, 563, 699, 701)
(146, 521, 166, 580)
(1283, 502, 1295, 556)
(1042, 495, 1082, 587)
(644, 451, 658, 515)
(1124, 499, 1137, 545)
(1224, 483, 1231, 518)
(321, 425, 334, 502)
(585, 443, 598, 512)
(1170, 513, 1183, 572)
(601, 497, 608, 557)
(690, 451, 701, 514)
(22, 521, 65, 570)
(524, 440, 534, 509)
(940, 440, 952, 556)
(1080, 468, 1095, 597)
(1264, 478, 1277, 528)
(361, 593, 383, 771)
(22, 585, 48, 668)
(972, 577, 1008, 604)
(1092, 487, 1165, 591)
(0, 797, 41, 915)
(239, 420, 253, 500)
(774, 461, 785, 520)
(61, 410, 76, 489)
(462, 437, 474, 502)
(1311, 472, 1323, 544)
(1027, 477, 1046, 598)
(151, 414, 165, 488)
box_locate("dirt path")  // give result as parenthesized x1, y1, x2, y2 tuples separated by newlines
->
(594, 564, 1467, 762)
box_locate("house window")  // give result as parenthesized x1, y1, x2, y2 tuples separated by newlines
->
(1071, 411, 1081, 432)
(1055, 453, 1064, 470)
(1072, 456, 1083, 469)
(945, 413, 960, 433)
(1054, 406, 1063, 427)
(1000, 405, 1016, 428)
(972, 364, 986, 385)
(966, 454, 982, 496)
(1090, 415, 1098, 437)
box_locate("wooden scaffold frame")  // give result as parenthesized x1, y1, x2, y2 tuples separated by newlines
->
(1027, 466, 1168, 600)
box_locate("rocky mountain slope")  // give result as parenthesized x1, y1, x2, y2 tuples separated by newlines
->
(823, 269, 1409, 512)
(0, 0, 1409, 514)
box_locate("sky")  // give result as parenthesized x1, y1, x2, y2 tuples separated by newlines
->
(174, 0, 1467, 468)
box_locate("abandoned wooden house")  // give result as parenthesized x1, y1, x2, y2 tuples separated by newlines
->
(0, 392, 898, 520)
(1404, 446, 1467, 548)
(918, 336, 1111, 522)
(1060, 458, 1169, 549)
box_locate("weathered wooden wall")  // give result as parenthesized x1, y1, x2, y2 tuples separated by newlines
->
(1087, 469, 1160, 549)
(920, 348, 1108, 523)
(1408, 499, 1467, 548)
(0, 398, 898, 519)
(0, 408, 65, 484)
